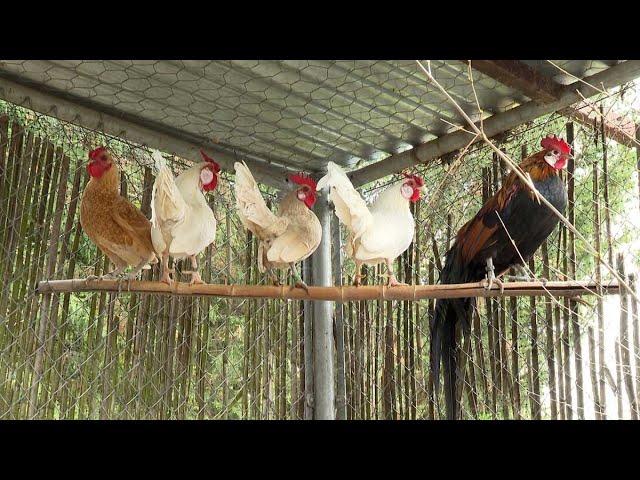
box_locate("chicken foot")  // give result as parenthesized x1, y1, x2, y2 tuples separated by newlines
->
(501, 264, 548, 284)
(385, 258, 407, 287)
(482, 257, 504, 294)
(289, 263, 309, 293)
(160, 252, 175, 285)
(266, 267, 282, 286)
(183, 255, 205, 285)
(87, 264, 126, 281)
(353, 260, 363, 287)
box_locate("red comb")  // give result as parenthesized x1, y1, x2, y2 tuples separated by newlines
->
(289, 172, 317, 190)
(540, 134, 571, 155)
(88, 146, 107, 160)
(403, 171, 425, 187)
(200, 150, 221, 173)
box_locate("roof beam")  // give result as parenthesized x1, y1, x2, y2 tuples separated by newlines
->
(561, 106, 636, 148)
(348, 60, 640, 187)
(470, 60, 563, 103)
(470, 60, 636, 147)
(0, 73, 293, 190)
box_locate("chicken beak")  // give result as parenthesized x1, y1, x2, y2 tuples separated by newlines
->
(419, 185, 428, 196)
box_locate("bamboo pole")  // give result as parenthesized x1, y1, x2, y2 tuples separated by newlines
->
(631, 274, 640, 412)
(36, 279, 620, 301)
(617, 254, 638, 419)
(331, 216, 347, 420)
(593, 129, 607, 419)
(541, 242, 558, 419)
(566, 121, 584, 419)
(529, 258, 541, 420)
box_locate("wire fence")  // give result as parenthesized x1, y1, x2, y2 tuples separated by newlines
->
(0, 72, 639, 419)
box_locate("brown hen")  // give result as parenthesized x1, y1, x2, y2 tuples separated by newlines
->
(80, 147, 156, 280)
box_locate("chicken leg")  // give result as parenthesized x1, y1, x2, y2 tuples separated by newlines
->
(289, 262, 309, 293)
(160, 251, 174, 285)
(386, 258, 406, 287)
(501, 263, 548, 284)
(353, 260, 363, 287)
(87, 263, 126, 281)
(482, 257, 504, 293)
(184, 255, 205, 285)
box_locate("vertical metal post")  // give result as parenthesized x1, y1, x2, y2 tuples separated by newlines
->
(311, 188, 335, 419)
(303, 258, 314, 420)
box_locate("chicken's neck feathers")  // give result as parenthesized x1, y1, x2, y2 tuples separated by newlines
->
(175, 162, 209, 206)
(370, 182, 410, 213)
(86, 163, 121, 196)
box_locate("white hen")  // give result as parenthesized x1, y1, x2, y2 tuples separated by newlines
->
(316, 161, 427, 286)
(150, 150, 220, 285)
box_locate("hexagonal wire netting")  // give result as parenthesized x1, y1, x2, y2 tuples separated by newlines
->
(0, 60, 639, 419)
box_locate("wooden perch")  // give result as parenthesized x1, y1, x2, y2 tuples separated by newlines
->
(36, 279, 620, 301)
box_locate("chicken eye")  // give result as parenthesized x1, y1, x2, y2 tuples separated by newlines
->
(552, 150, 559, 156)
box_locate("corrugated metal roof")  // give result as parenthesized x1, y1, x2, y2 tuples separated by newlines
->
(0, 59, 622, 174)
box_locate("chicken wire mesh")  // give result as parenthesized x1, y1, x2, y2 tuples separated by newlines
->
(0, 103, 309, 419)
(0, 60, 619, 173)
(0, 64, 639, 419)
(335, 86, 640, 419)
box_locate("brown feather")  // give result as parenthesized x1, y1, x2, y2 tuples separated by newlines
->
(80, 156, 155, 269)
(456, 151, 558, 265)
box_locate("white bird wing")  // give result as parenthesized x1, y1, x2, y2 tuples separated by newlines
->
(316, 161, 372, 241)
(234, 161, 288, 240)
(356, 209, 414, 261)
(150, 150, 188, 253)
(151, 151, 188, 227)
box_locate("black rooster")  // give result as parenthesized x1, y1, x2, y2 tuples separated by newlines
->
(431, 134, 571, 420)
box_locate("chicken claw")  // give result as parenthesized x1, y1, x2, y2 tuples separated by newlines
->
(185, 255, 205, 285)
(483, 257, 504, 294)
(385, 260, 407, 287)
(292, 281, 310, 294)
(388, 275, 408, 287)
(160, 270, 174, 286)
(188, 271, 205, 285)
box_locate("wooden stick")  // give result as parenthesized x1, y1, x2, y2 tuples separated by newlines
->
(36, 279, 621, 301)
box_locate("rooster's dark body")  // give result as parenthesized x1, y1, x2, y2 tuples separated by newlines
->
(431, 141, 569, 420)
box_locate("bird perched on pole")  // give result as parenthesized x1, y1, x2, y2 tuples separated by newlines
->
(150, 149, 221, 285)
(80, 147, 157, 280)
(431, 134, 570, 419)
(234, 161, 322, 291)
(316, 161, 427, 286)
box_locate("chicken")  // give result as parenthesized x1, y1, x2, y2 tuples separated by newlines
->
(316, 162, 427, 286)
(80, 147, 156, 280)
(150, 150, 220, 285)
(233, 161, 321, 291)
(431, 134, 570, 419)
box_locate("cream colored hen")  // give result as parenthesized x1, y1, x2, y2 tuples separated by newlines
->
(234, 161, 322, 291)
(316, 161, 427, 286)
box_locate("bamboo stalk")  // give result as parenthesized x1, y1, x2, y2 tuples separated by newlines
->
(617, 254, 638, 418)
(529, 258, 541, 420)
(593, 134, 607, 419)
(631, 274, 640, 412)
(332, 216, 347, 420)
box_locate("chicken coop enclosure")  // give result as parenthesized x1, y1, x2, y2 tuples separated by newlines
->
(1, 60, 640, 419)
